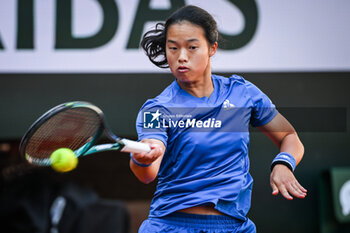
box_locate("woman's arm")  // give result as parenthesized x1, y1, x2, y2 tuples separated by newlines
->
(129, 138, 166, 184)
(258, 113, 307, 200)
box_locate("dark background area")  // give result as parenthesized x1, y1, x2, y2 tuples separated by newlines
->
(1, 72, 349, 232)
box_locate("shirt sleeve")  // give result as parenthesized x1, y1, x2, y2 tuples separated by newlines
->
(245, 80, 278, 127)
(136, 101, 168, 147)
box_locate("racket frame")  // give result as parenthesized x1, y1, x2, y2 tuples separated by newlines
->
(19, 101, 149, 166)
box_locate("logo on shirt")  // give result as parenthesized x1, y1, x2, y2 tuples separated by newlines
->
(223, 99, 235, 110)
(143, 110, 161, 128)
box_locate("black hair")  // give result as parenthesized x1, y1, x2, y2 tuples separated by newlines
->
(140, 5, 218, 68)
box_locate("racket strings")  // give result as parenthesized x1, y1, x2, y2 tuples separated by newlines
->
(26, 108, 101, 159)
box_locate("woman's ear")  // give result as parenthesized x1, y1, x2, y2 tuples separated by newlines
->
(209, 42, 218, 57)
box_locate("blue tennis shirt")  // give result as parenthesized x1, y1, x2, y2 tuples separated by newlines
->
(136, 74, 277, 221)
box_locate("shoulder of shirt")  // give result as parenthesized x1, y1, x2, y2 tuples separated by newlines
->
(212, 73, 248, 87)
(212, 74, 259, 101)
(141, 81, 179, 109)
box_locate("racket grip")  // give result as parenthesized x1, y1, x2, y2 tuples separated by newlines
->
(119, 139, 151, 153)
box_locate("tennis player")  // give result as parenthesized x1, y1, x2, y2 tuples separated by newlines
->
(130, 5, 307, 233)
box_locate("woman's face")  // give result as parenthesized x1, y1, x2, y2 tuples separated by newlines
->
(165, 21, 217, 84)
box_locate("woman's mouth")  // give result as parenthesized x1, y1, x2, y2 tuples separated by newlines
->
(177, 66, 189, 73)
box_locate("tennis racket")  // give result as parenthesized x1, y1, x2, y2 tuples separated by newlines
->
(19, 101, 150, 166)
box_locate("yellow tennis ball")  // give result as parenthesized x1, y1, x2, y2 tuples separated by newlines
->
(50, 148, 78, 172)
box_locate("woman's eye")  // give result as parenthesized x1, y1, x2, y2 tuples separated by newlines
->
(169, 47, 177, 50)
(189, 46, 197, 50)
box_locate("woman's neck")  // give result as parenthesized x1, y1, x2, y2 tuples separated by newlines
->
(177, 67, 213, 98)
(179, 79, 213, 98)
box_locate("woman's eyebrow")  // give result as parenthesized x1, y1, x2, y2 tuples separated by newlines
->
(167, 38, 199, 44)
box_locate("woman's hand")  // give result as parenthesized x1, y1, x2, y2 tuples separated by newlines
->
(131, 139, 165, 166)
(129, 139, 165, 184)
(270, 164, 307, 200)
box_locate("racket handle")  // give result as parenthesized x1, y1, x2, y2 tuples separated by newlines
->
(119, 139, 151, 153)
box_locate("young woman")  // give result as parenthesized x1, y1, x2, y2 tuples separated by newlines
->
(129, 5, 307, 233)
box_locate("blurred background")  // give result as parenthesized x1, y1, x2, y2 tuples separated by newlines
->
(0, 1, 349, 233)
